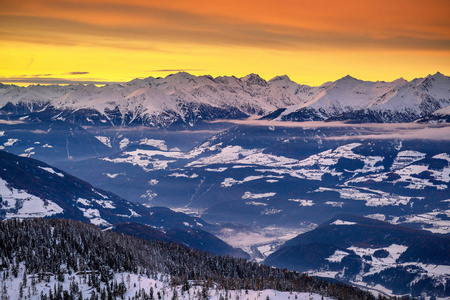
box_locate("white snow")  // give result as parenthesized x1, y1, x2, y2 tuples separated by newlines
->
(95, 136, 111, 148)
(169, 173, 198, 178)
(288, 199, 315, 206)
(391, 209, 450, 234)
(331, 220, 357, 225)
(149, 179, 159, 185)
(365, 214, 386, 221)
(0, 178, 63, 219)
(242, 192, 276, 199)
(119, 137, 130, 150)
(221, 175, 265, 187)
(104, 172, 121, 178)
(324, 201, 344, 208)
(77, 198, 91, 206)
(348, 244, 409, 268)
(94, 199, 116, 209)
(326, 250, 350, 263)
(205, 167, 228, 172)
(315, 186, 416, 206)
(38, 166, 64, 177)
(246, 201, 268, 206)
(78, 207, 111, 227)
(391, 150, 426, 171)
(260, 208, 282, 215)
(139, 138, 168, 151)
(349, 160, 449, 190)
(4, 138, 18, 146)
(1, 268, 332, 300)
(101, 149, 186, 171)
(2, 72, 449, 130)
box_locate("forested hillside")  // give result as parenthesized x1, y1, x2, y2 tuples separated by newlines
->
(0, 218, 405, 300)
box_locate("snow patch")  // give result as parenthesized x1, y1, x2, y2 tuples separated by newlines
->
(38, 166, 64, 177)
(331, 220, 356, 226)
(242, 192, 276, 199)
(95, 136, 111, 148)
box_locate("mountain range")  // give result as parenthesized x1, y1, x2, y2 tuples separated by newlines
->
(0, 72, 449, 127)
(0, 71, 449, 298)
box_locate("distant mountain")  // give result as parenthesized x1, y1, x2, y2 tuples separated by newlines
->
(0, 72, 448, 127)
(0, 72, 316, 128)
(272, 72, 450, 123)
(265, 214, 450, 297)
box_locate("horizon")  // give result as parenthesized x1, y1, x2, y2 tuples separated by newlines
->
(1, 0, 449, 87)
(0, 70, 446, 88)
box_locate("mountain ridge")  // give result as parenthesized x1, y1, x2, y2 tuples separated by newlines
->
(1, 72, 448, 126)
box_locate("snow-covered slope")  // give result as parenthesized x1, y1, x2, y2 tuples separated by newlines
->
(0, 149, 209, 230)
(266, 215, 450, 298)
(0, 73, 318, 127)
(1, 72, 448, 126)
(275, 72, 450, 123)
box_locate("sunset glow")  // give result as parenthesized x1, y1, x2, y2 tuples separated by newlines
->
(1, 0, 449, 85)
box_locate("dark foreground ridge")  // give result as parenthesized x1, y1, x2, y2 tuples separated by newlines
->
(0, 218, 409, 300)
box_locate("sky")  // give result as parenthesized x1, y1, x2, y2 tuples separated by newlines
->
(1, 0, 449, 86)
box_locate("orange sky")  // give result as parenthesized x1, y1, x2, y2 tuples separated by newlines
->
(1, 0, 449, 86)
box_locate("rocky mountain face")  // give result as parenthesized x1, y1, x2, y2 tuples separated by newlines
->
(0, 72, 449, 127)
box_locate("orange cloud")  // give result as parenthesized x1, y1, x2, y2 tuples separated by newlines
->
(0, 0, 449, 85)
(1, 0, 449, 50)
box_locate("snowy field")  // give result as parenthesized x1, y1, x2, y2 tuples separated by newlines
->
(1, 268, 332, 300)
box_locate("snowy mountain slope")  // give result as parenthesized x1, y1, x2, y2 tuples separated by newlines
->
(0, 149, 210, 230)
(1, 72, 448, 127)
(265, 214, 450, 298)
(56, 124, 450, 249)
(0, 72, 318, 128)
(274, 72, 450, 123)
(0, 218, 374, 300)
(0, 150, 259, 258)
(0, 118, 116, 164)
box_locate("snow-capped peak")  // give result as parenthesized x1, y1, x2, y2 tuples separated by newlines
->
(0, 72, 449, 126)
(241, 73, 267, 86)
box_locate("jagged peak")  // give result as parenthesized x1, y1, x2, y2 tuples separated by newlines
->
(392, 77, 407, 85)
(166, 71, 195, 79)
(268, 75, 291, 82)
(337, 74, 359, 82)
(426, 71, 449, 81)
(241, 73, 267, 85)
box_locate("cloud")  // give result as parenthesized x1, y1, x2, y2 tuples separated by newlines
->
(209, 119, 450, 140)
(149, 69, 206, 73)
(0, 76, 122, 85)
(324, 127, 450, 141)
(16, 74, 54, 77)
(25, 58, 34, 69)
(64, 71, 90, 75)
(0, 0, 449, 52)
(0, 120, 25, 125)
